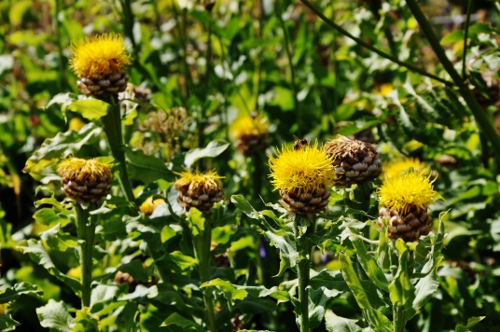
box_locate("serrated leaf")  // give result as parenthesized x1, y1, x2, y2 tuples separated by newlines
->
(36, 299, 75, 332)
(0, 282, 41, 304)
(264, 230, 299, 277)
(117, 260, 151, 283)
(163, 312, 202, 331)
(24, 123, 102, 179)
(201, 278, 248, 305)
(184, 141, 230, 168)
(90, 285, 119, 308)
(186, 208, 205, 237)
(67, 99, 110, 120)
(0, 314, 20, 331)
(455, 316, 485, 332)
(74, 308, 99, 332)
(406, 273, 439, 319)
(17, 239, 81, 294)
(309, 287, 343, 329)
(125, 148, 175, 183)
(39, 224, 78, 251)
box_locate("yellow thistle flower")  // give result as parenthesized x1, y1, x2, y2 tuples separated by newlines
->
(57, 158, 112, 204)
(383, 158, 430, 178)
(69, 33, 131, 77)
(230, 114, 268, 139)
(174, 169, 224, 211)
(378, 172, 442, 215)
(268, 141, 334, 196)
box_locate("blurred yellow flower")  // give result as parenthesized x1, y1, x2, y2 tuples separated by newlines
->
(230, 114, 268, 139)
(383, 158, 430, 178)
(268, 141, 334, 195)
(378, 171, 442, 215)
(140, 196, 165, 216)
(69, 33, 131, 77)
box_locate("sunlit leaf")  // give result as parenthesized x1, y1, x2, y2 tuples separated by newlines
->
(36, 299, 75, 332)
(184, 141, 230, 168)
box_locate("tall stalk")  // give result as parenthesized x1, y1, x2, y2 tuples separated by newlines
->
(192, 215, 216, 332)
(75, 204, 95, 308)
(405, 0, 500, 159)
(294, 214, 312, 332)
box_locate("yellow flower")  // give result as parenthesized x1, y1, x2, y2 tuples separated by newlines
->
(140, 196, 165, 216)
(383, 158, 430, 178)
(57, 158, 112, 204)
(378, 171, 442, 215)
(69, 33, 131, 77)
(230, 114, 268, 139)
(174, 169, 224, 211)
(268, 141, 334, 195)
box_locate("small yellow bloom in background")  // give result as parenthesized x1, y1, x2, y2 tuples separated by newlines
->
(69, 33, 131, 97)
(69, 117, 86, 131)
(140, 196, 165, 216)
(378, 171, 443, 241)
(57, 158, 112, 204)
(268, 141, 334, 219)
(383, 157, 430, 178)
(230, 113, 269, 156)
(174, 169, 224, 211)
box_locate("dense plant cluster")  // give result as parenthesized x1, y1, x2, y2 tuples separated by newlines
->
(1, 0, 500, 331)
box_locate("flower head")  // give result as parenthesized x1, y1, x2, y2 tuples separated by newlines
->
(174, 169, 224, 211)
(378, 171, 442, 215)
(69, 33, 131, 77)
(268, 141, 334, 196)
(57, 157, 112, 204)
(230, 114, 268, 139)
(383, 158, 430, 178)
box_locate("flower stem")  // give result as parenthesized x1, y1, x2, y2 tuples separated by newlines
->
(101, 102, 136, 206)
(299, 0, 452, 86)
(75, 204, 95, 308)
(462, 0, 473, 80)
(405, 0, 500, 160)
(393, 305, 406, 332)
(193, 214, 216, 332)
(294, 214, 312, 332)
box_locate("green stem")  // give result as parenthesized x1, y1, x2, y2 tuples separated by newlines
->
(193, 215, 216, 332)
(277, 0, 301, 135)
(462, 0, 473, 80)
(75, 204, 95, 308)
(405, 0, 500, 159)
(101, 103, 136, 205)
(299, 0, 452, 86)
(54, 0, 66, 91)
(294, 215, 312, 332)
(393, 305, 406, 332)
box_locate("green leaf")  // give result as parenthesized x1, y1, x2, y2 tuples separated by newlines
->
(264, 230, 299, 277)
(201, 278, 248, 305)
(125, 148, 175, 183)
(268, 86, 294, 111)
(36, 299, 75, 332)
(163, 312, 202, 331)
(239, 285, 290, 302)
(325, 309, 361, 332)
(186, 208, 205, 237)
(455, 316, 485, 332)
(0, 282, 41, 304)
(388, 240, 416, 309)
(406, 273, 439, 319)
(74, 308, 99, 332)
(0, 314, 20, 331)
(39, 224, 79, 252)
(17, 239, 82, 294)
(184, 140, 230, 168)
(67, 99, 110, 120)
(90, 285, 119, 308)
(161, 225, 177, 243)
(170, 251, 198, 271)
(340, 254, 391, 331)
(0, 218, 16, 249)
(350, 236, 389, 292)
(23, 123, 102, 179)
(309, 287, 344, 329)
(440, 30, 464, 45)
(117, 260, 151, 283)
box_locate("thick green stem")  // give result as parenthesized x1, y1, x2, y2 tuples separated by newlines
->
(405, 0, 500, 160)
(193, 215, 216, 332)
(299, 0, 452, 86)
(294, 215, 312, 332)
(101, 103, 136, 205)
(393, 305, 406, 332)
(75, 204, 95, 308)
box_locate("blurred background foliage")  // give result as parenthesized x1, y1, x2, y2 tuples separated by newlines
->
(2, 0, 500, 331)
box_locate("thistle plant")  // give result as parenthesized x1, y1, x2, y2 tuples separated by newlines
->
(174, 169, 225, 332)
(230, 113, 270, 157)
(268, 141, 334, 331)
(68, 33, 135, 205)
(57, 157, 112, 308)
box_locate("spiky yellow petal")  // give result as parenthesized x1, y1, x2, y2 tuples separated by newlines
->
(378, 171, 442, 215)
(174, 170, 223, 195)
(57, 158, 112, 185)
(174, 169, 224, 211)
(268, 141, 334, 195)
(69, 33, 131, 77)
(383, 158, 430, 178)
